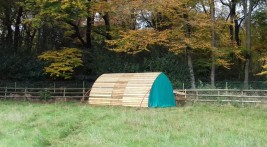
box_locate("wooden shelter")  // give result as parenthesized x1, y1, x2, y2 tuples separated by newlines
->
(88, 72, 176, 107)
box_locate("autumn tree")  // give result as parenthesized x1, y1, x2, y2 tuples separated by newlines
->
(0, 0, 266, 85)
(253, 5, 267, 77)
(38, 48, 83, 79)
(106, 0, 233, 88)
(242, 0, 252, 89)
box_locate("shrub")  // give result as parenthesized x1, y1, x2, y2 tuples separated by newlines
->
(39, 89, 52, 101)
(38, 48, 83, 79)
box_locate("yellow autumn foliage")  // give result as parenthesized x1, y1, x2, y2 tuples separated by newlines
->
(38, 48, 83, 79)
(107, 29, 169, 54)
(103, 0, 234, 69)
(257, 56, 267, 76)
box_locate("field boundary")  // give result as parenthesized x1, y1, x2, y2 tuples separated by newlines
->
(0, 87, 89, 101)
(174, 89, 267, 104)
(1, 87, 267, 104)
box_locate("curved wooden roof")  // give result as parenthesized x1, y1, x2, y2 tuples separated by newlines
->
(88, 72, 161, 107)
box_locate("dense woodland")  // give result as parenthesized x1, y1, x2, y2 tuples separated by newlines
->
(0, 0, 266, 89)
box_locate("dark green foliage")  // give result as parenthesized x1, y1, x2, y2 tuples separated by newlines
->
(0, 52, 44, 80)
(39, 89, 52, 101)
(91, 47, 190, 88)
(143, 53, 191, 88)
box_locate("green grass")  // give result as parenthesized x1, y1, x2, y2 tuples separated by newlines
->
(0, 101, 266, 147)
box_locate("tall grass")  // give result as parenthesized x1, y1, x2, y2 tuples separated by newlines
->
(0, 101, 266, 146)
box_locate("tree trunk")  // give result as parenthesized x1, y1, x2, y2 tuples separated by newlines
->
(210, 0, 216, 88)
(221, 0, 241, 47)
(243, 0, 252, 89)
(130, 9, 136, 30)
(234, 19, 241, 46)
(211, 55, 215, 87)
(86, 0, 93, 52)
(3, 5, 13, 49)
(183, 7, 196, 89)
(66, 21, 87, 47)
(103, 12, 112, 40)
(244, 57, 250, 89)
(102, 0, 112, 40)
(24, 26, 37, 52)
(187, 48, 196, 89)
(229, 1, 236, 45)
(86, 15, 92, 49)
(14, 6, 23, 52)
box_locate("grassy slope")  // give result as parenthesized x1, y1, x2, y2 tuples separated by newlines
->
(0, 101, 266, 147)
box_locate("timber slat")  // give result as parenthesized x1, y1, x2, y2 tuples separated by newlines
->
(88, 72, 160, 107)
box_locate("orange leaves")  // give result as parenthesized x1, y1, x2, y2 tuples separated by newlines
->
(107, 29, 169, 54)
(104, 0, 235, 70)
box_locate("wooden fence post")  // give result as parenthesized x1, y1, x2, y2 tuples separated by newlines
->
(83, 81, 85, 95)
(196, 90, 199, 101)
(24, 88, 27, 101)
(83, 81, 85, 89)
(185, 89, 187, 99)
(15, 82, 17, 92)
(4, 87, 7, 100)
(54, 82, 56, 93)
(63, 88, 66, 101)
(225, 82, 229, 95)
(241, 90, 244, 106)
(82, 81, 85, 102)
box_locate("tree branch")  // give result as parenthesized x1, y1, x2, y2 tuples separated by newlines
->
(220, 0, 230, 7)
(140, 10, 153, 27)
(200, 0, 208, 14)
(238, 16, 245, 27)
(225, 13, 230, 21)
(65, 20, 87, 47)
(93, 29, 108, 38)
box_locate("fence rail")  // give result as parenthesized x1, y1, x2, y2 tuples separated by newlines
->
(174, 89, 267, 104)
(0, 81, 93, 88)
(1, 87, 267, 104)
(0, 87, 91, 101)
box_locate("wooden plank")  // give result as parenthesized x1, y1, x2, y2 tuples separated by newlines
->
(123, 103, 148, 105)
(90, 91, 112, 95)
(89, 91, 113, 95)
(123, 97, 148, 100)
(123, 104, 148, 107)
(90, 87, 114, 90)
(125, 84, 153, 86)
(124, 90, 151, 93)
(89, 94, 112, 97)
(92, 83, 117, 87)
(88, 72, 161, 107)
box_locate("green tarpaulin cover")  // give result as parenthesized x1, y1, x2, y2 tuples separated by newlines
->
(148, 73, 176, 107)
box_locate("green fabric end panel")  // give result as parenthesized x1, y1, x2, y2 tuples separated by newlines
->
(148, 73, 176, 108)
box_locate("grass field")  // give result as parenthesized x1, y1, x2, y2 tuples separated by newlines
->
(0, 101, 266, 147)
